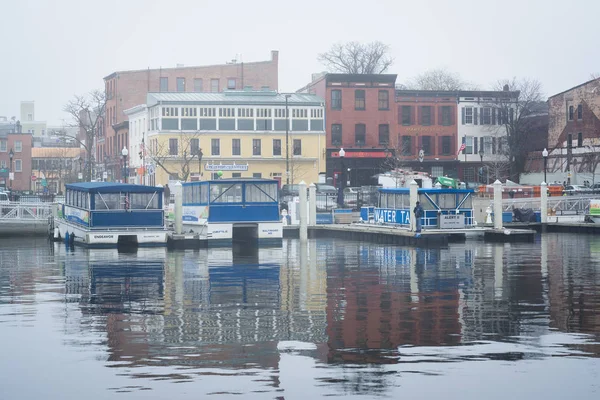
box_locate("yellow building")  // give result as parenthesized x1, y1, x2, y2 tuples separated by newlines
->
(124, 91, 326, 186)
(31, 147, 81, 193)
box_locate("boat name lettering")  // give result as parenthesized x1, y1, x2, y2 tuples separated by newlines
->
(94, 235, 114, 239)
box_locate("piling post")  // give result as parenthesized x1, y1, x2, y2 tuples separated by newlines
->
(174, 181, 183, 235)
(540, 181, 548, 224)
(493, 179, 503, 230)
(298, 181, 308, 241)
(409, 180, 418, 231)
(308, 183, 317, 226)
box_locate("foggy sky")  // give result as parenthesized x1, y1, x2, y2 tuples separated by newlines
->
(1, 0, 599, 125)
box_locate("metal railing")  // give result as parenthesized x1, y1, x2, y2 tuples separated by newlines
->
(0, 202, 54, 221)
(502, 194, 595, 215)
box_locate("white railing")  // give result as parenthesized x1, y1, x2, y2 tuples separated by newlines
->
(0, 202, 54, 222)
(501, 195, 595, 215)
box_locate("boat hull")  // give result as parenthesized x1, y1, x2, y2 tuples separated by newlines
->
(56, 219, 168, 247)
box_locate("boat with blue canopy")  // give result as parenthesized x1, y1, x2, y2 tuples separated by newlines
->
(54, 182, 167, 247)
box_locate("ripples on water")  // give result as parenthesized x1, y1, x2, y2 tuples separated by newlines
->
(0, 234, 599, 399)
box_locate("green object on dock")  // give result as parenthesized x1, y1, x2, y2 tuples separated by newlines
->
(435, 176, 459, 189)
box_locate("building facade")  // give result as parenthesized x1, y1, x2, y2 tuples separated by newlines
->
(20, 101, 47, 137)
(545, 78, 600, 184)
(456, 90, 518, 185)
(125, 91, 326, 186)
(31, 147, 80, 193)
(0, 131, 33, 191)
(298, 74, 397, 187)
(100, 51, 280, 180)
(395, 90, 459, 178)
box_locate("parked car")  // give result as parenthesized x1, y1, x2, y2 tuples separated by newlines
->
(314, 184, 338, 211)
(563, 185, 592, 196)
(280, 184, 300, 198)
(590, 183, 600, 193)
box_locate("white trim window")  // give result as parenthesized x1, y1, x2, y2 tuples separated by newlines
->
(15, 140, 23, 152)
(0, 140, 6, 152)
(465, 136, 474, 154)
(464, 107, 473, 124)
(15, 159, 22, 172)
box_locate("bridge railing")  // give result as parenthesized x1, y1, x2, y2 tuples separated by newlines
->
(501, 195, 596, 215)
(0, 202, 55, 221)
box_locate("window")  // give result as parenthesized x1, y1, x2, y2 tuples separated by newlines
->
(331, 90, 342, 110)
(483, 136, 493, 154)
(176, 77, 185, 92)
(355, 124, 366, 145)
(378, 124, 389, 145)
(252, 173, 262, 179)
(0, 140, 6, 152)
(331, 124, 342, 145)
(232, 173, 242, 178)
(422, 136, 431, 155)
(27, 113, 33, 121)
(194, 78, 203, 92)
(464, 107, 473, 124)
(442, 136, 451, 155)
(378, 90, 389, 110)
(253, 139, 261, 156)
(169, 138, 178, 155)
(568, 105, 574, 121)
(421, 106, 432, 125)
(211, 79, 219, 92)
(211, 138, 220, 155)
(401, 136, 412, 155)
(463, 167, 475, 183)
(15, 159, 22, 172)
(482, 107, 492, 125)
(578, 132, 583, 147)
(1, 160, 6, 168)
(190, 138, 200, 156)
(355, 90, 365, 110)
(465, 136, 474, 154)
(227, 78, 236, 90)
(232, 139, 241, 155)
(293, 139, 301, 156)
(431, 166, 444, 178)
(15, 141, 22, 152)
(160, 77, 168, 92)
(577, 104, 583, 120)
(401, 106, 412, 125)
(567, 133, 573, 148)
(273, 139, 281, 156)
(441, 106, 452, 126)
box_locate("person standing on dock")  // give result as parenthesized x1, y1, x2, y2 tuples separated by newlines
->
(164, 184, 171, 205)
(414, 201, 424, 233)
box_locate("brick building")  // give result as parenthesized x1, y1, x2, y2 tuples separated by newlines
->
(298, 73, 397, 187)
(100, 50, 279, 181)
(0, 130, 33, 191)
(395, 90, 459, 178)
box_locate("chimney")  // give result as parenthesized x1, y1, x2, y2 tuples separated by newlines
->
(503, 84, 509, 91)
(271, 50, 279, 62)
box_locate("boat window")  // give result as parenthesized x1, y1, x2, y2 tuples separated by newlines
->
(458, 193, 472, 208)
(245, 183, 277, 203)
(418, 194, 435, 210)
(210, 183, 243, 203)
(131, 192, 160, 209)
(439, 194, 455, 209)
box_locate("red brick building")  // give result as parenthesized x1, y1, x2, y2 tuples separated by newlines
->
(100, 50, 279, 180)
(395, 90, 459, 177)
(0, 132, 33, 191)
(298, 73, 397, 186)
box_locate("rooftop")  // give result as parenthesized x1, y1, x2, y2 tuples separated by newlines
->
(146, 91, 324, 107)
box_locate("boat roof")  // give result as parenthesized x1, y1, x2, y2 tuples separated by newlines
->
(379, 187, 474, 194)
(65, 182, 164, 193)
(183, 178, 279, 185)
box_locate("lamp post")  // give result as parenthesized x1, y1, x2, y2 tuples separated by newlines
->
(285, 94, 291, 185)
(78, 158, 83, 181)
(542, 148, 548, 184)
(9, 148, 14, 191)
(479, 149, 485, 184)
(121, 146, 128, 183)
(338, 148, 346, 207)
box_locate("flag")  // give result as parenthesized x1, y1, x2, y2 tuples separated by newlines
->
(457, 143, 466, 155)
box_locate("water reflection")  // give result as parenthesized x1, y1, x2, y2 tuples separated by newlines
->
(0, 235, 599, 398)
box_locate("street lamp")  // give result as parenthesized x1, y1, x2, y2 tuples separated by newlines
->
(337, 148, 346, 207)
(121, 146, 128, 183)
(478, 149, 485, 184)
(8, 148, 14, 191)
(542, 148, 548, 184)
(285, 94, 291, 185)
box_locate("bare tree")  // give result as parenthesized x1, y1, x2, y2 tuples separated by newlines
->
(487, 78, 544, 180)
(148, 131, 202, 181)
(403, 68, 472, 91)
(62, 90, 105, 181)
(318, 41, 394, 74)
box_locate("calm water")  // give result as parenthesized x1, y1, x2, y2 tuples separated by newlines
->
(0, 235, 599, 399)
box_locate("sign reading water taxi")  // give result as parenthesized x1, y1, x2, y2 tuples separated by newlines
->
(373, 208, 411, 225)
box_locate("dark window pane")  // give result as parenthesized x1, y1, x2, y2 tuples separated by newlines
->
(176, 77, 185, 92)
(331, 124, 342, 146)
(293, 139, 301, 156)
(401, 136, 412, 155)
(232, 139, 241, 155)
(355, 90, 365, 110)
(355, 124, 365, 145)
(162, 119, 178, 130)
(181, 118, 197, 130)
(402, 106, 412, 125)
(331, 90, 342, 110)
(378, 124, 389, 145)
(421, 106, 432, 125)
(378, 90, 389, 110)
(211, 138, 220, 155)
(169, 138, 178, 155)
(273, 139, 281, 156)
(160, 77, 168, 92)
(253, 139, 261, 156)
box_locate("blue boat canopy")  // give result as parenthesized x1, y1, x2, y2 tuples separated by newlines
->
(65, 182, 164, 194)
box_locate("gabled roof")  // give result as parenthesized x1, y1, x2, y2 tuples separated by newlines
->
(549, 77, 600, 99)
(66, 182, 163, 193)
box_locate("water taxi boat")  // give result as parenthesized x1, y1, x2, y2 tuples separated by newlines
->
(182, 178, 282, 246)
(54, 182, 167, 247)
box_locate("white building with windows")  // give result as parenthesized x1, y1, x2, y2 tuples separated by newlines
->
(457, 90, 518, 185)
(124, 90, 326, 186)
